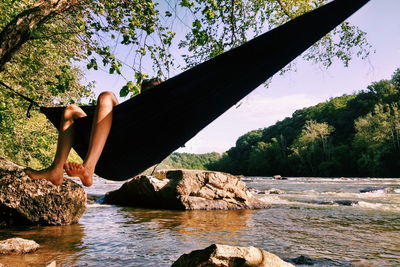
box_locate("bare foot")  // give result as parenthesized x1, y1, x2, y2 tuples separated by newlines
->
(24, 167, 64, 186)
(64, 162, 93, 187)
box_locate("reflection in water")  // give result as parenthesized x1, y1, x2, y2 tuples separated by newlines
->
(124, 209, 254, 243)
(0, 224, 85, 266)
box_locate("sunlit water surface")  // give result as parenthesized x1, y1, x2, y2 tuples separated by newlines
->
(0, 177, 399, 266)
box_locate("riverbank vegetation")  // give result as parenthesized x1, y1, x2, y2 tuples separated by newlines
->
(208, 68, 400, 177)
(159, 152, 221, 170)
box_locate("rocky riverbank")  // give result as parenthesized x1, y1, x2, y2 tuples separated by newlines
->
(0, 157, 86, 227)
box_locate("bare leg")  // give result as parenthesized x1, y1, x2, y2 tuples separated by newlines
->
(64, 92, 118, 186)
(25, 105, 87, 185)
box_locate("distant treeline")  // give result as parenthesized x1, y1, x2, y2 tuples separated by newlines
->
(205, 68, 400, 177)
(158, 152, 221, 170)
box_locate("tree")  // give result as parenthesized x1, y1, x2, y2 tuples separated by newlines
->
(1, 0, 371, 94)
(0, 1, 175, 91)
(207, 68, 400, 177)
(179, 0, 371, 69)
(247, 138, 287, 176)
(392, 68, 400, 88)
(0, 1, 92, 166)
(159, 152, 221, 170)
(354, 103, 400, 176)
(0, 39, 90, 166)
(247, 141, 268, 175)
(290, 120, 334, 175)
(0, 0, 78, 70)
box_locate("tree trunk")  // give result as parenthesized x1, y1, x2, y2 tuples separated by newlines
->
(0, 0, 78, 71)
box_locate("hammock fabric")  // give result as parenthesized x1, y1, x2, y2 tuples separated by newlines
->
(40, 0, 369, 181)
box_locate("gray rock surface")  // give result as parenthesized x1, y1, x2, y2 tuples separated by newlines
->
(171, 244, 294, 267)
(0, 157, 86, 227)
(0, 238, 39, 255)
(104, 169, 268, 210)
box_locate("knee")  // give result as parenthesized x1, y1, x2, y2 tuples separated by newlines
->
(98, 91, 118, 106)
(64, 104, 80, 116)
(64, 104, 85, 120)
(65, 104, 80, 112)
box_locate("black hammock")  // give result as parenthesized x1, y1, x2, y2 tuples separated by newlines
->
(38, 0, 369, 181)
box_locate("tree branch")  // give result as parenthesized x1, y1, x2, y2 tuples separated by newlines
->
(0, 0, 79, 71)
(230, 0, 236, 45)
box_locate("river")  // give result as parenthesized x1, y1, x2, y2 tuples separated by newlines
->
(0, 176, 399, 266)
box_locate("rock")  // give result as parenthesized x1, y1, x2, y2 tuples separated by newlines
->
(0, 157, 22, 172)
(290, 255, 315, 265)
(266, 188, 284, 194)
(172, 244, 294, 267)
(351, 260, 374, 267)
(151, 169, 170, 180)
(334, 200, 358, 206)
(87, 194, 104, 204)
(0, 238, 40, 255)
(0, 157, 87, 227)
(104, 169, 269, 210)
(359, 187, 397, 194)
(272, 175, 287, 180)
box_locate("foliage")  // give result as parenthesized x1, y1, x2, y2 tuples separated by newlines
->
(157, 152, 221, 170)
(0, 109, 81, 169)
(177, 0, 371, 69)
(1, 0, 371, 96)
(209, 68, 400, 177)
(0, 1, 93, 167)
(353, 103, 400, 176)
(290, 120, 334, 176)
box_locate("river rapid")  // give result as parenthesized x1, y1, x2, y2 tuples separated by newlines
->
(0, 176, 399, 266)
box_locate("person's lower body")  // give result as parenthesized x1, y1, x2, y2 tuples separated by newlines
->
(25, 91, 118, 186)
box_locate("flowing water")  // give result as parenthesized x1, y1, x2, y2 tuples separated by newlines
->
(0, 177, 399, 266)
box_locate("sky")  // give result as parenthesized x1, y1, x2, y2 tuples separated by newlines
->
(84, 0, 400, 154)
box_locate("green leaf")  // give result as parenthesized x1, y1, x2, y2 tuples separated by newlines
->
(180, 0, 194, 8)
(119, 85, 129, 97)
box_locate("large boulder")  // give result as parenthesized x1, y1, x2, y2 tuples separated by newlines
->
(104, 169, 268, 210)
(172, 244, 294, 267)
(0, 157, 86, 227)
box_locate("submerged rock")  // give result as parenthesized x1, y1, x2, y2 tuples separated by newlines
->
(0, 157, 86, 227)
(266, 188, 284, 195)
(171, 244, 294, 267)
(334, 200, 358, 206)
(290, 255, 315, 265)
(272, 175, 287, 180)
(104, 169, 268, 210)
(0, 238, 39, 255)
(359, 187, 397, 194)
